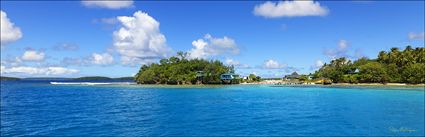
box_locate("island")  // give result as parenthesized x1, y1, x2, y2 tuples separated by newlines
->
(73, 76, 134, 81)
(73, 76, 113, 81)
(135, 52, 238, 85)
(0, 76, 21, 81)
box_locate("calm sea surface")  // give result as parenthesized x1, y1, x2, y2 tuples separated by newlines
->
(1, 80, 424, 136)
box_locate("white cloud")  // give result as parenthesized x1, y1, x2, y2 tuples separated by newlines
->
(53, 43, 79, 51)
(225, 58, 250, 69)
(21, 50, 45, 62)
(315, 60, 324, 68)
(408, 32, 424, 40)
(91, 53, 114, 65)
(1, 57, 22, 67)
(60, 53, 114, 66)
(311, 60, 324, 70)
(1, 66, 40, 75)
(253, 1, 329, 18)
(264, 59, 286, 69)
(82, 1, 133, 9)
(1, 10, 22, 46)
(61, 57, 86, 66)
(1, 66, 79, 76)
(324, 40, 349, 60)
(338, 39, 348, 49)
(226, 58, 240, 66)
(113, 11, 171, 66)
(324, 40, 366, 60)
(93, 17, 118, 24)
(0, 65, 5, 74)
(46, 67, 79, 75)
(188, 34, 239, 59)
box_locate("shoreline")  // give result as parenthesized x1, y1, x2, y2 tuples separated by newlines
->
(241, 80, 425, 87)
(331, 83, 425, 87)
(45, 80, 424, 87)
(104, 82, 425, 88)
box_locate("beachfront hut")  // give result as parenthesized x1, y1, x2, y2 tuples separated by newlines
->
(348, 68, 360, 74)
(220, 73, 240, 84)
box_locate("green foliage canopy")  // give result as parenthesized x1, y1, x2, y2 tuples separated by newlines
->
(134, 52, 233, 84)
(314, 46, 425, 84)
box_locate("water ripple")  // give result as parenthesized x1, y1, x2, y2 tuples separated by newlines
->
(1, 82, 424, 136)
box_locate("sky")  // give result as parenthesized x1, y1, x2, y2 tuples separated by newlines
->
(1, 1, 424, 78)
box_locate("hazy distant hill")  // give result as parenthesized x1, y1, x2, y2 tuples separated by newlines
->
(0, 76, 21, 81)
(113, 77, 134, 81)
(73, 76, 112, 80)
(73, 76, 134, 81)
(23, 77, 70, 80)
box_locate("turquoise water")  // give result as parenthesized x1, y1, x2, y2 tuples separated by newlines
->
(1, 80, 424, 136)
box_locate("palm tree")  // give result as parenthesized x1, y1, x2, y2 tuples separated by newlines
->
(377, 51, 388, 63)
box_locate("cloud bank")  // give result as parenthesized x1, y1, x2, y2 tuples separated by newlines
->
(408, 32, 424, 40)
(263, 59, 286, 69)
(188, 34, 239, 59)
(324, 40, 365, 60)
(53, 43, 79, 51)
(253, 1, 328, 18)
(225, 58, 250, 69)
(1, 10, 22, 46)
(21, 50, 45, 62)
(91, 53, 114, 65)
(1, 66, 79, 76)
(82, 1, 133, 9)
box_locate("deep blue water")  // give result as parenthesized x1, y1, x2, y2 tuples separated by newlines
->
(1, 80, 424, 136)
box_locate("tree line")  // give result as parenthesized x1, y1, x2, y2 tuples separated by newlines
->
(313, 46, 424, 84)
(134, 52, 232, 84)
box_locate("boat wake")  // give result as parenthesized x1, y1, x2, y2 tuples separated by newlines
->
(50, 82, 135, 85)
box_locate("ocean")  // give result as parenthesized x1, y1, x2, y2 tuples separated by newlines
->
(1, 80, 424, 136)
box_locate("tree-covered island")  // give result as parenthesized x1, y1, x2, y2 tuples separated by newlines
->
(134, 52, 237, 84)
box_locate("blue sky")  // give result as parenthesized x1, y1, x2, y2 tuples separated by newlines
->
(1, 1, 424, 78)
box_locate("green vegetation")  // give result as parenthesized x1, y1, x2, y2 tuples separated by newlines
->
(135, 52, 233, 84)
(0, 76, 21, 81)
(313, 46, 425, 84)
(241, 74, 261, 83)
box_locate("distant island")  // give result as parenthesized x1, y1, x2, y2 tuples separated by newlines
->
(73, 76, 134, 81)
(0, 76, 21, 81)
(0, 76, 134, 81)
(73, 76, 112, 80)
(23, 77, 70, 80)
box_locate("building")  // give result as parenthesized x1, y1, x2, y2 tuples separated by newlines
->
(348, 68, 360, 74)
(220, 73, 240, 84)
